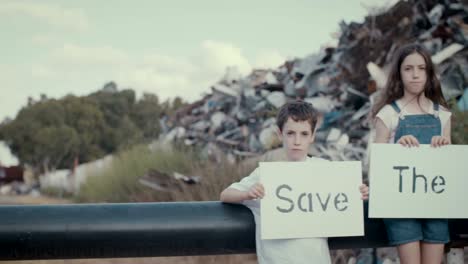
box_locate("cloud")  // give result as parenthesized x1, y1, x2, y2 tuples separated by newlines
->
(52, 44, 130, 66)
(199, 40, 252, 76)
(119, 67, 194, 101)
(0, 64, 32, 120)
(142, 54, 196, 75)
(45, 41, 257, 101)
(253, 49, 286, 69)
(1, 40, 286, 120)
(30, 64, 58, 79)
(0, 1, 89, 32)
(31, 34, 61, 46)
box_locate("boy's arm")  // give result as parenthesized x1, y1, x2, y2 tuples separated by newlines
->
(220, 188, 249, 203)
(220, 183, 265, 203)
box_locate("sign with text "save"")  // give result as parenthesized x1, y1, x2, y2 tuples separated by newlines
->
(260, 161, 364, 240)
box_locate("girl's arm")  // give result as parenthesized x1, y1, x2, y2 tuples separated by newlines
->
(443, 118, 451, 143)
(359, 184, 369, 200)
(375, 117, 419, 146)
(431, 119, 451, 147)
(374, 118, 391, 143)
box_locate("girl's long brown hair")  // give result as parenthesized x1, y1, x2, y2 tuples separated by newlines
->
(371, 43, 449, 118)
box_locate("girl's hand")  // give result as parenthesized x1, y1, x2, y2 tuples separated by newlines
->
(397, 135, 419, 147)
(431, 136, 450, 147)
(359, 184, 369, 201)
(247, 183, 265, 200)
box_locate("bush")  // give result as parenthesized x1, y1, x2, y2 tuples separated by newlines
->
(451, 108, 468, 144)
(74, 143, 255, 203)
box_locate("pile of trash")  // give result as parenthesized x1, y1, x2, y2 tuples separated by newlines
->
(161, 0, 467, 176)
(0, 165, 40, 197)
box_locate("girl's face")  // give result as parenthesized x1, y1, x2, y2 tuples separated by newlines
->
(400, 52, 427, 96)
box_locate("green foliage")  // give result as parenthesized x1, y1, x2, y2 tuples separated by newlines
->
(130, 93, 162, 139)
(171, 96, 185, 111)
(451, 108, 468, 144)
(160, 96, 187, 116)
(0, 84, 186, 171)
(89, 89, 136, 128)
(62, 96, 108, 161)
(35, 125, 80, 170)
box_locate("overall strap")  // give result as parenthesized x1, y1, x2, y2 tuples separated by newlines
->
(433, 102, 440, 118)
(391, 101, 401, 113)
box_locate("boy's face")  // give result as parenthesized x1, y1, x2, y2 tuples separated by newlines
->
(276, 117, 315, 162)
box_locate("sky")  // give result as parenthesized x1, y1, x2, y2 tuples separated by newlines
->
(0, 0, 399, 122)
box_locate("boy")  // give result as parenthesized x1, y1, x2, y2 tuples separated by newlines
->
(220, 100, 369, 263)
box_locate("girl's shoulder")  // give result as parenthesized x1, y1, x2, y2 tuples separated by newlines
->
(438, 105, 452, 122)
(431, 101, 451, 116)
(376, 104, 398, 117)
(375, 104, 399, 129)
(439, 105, 451, 113)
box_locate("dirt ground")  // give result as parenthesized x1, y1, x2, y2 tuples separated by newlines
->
(0, 195, 71, 204)
(0, 255, 258, 264)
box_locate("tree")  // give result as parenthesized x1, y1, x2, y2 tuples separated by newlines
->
(130, 93, 162, 139)
(35, 125, 80, 171)
(0, 84, 174, 172)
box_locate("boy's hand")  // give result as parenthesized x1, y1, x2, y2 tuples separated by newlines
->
(246, 183, 265, 200)
(359, 184, 369, 200)
(397, 135, 419, 147)
(431, 136, 450, 147)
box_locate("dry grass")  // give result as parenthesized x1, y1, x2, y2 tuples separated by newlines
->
(75, 143, 256, 203)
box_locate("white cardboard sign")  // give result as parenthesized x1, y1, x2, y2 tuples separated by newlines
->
(260, 161, 364, 240)
(369, 144, 468, 218)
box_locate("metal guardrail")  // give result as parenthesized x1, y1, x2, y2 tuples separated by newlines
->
(0, 201, 466, 260)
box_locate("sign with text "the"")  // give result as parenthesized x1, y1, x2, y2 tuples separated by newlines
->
(369, 144, 468, 218)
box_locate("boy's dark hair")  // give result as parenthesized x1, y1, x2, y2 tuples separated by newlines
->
(371, 43, 449, 118)
(276, 100, 318, 132)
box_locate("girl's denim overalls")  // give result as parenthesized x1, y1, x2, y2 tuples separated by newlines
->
(383, 101, 450, 245)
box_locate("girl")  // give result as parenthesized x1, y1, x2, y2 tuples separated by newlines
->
(372, 43, 451, 264)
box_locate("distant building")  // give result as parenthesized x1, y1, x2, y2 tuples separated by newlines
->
(0, 165, 23, 183)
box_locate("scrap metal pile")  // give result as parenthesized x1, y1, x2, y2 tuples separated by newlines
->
(161, 0, 467, 174)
